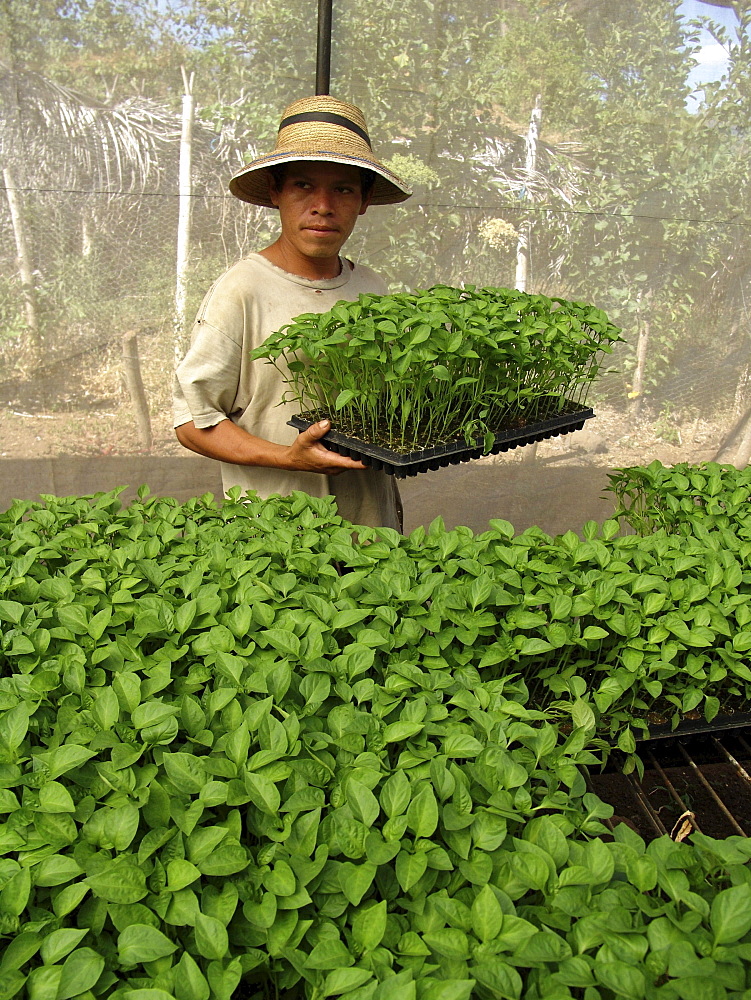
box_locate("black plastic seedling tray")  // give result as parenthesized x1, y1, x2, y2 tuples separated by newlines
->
(288, 403, 595, 478)
(634, 710, 751, 742)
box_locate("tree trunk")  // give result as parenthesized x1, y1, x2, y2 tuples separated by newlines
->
(122, 332, 152, 451)
(82, 214, 93, 257)
(519, 97, 541, 463)
(630, 317, 650, 418)
(174, 68, 195, 366)
(515, 95, 541, 294)
(714, 401, 751, 467)
(3, 163, 41, 355)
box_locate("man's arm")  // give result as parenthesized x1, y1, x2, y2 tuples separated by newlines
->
(175, 417, 367, 475)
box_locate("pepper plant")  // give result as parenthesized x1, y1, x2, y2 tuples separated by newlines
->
(606, 460, 751, 536)
(2, 487, 751, 999)
(251, 285, 622, 452)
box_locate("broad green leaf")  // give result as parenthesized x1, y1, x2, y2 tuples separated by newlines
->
(443, 734, 483, 758)
(1, 931, 41, 973)
(206, 957, 242, 1000)
(352, 900, 387, 953)
(380, 770, 411, 818)
(27, 965, 62, 1000)
(396, 851, 428, 893)
(197, 845, 249, 876)
(109, 803, 141, 851)
(91, 687, 119, 730)
(594, 961, 646, 1000)
(52, 882, 90, 916)
(122, 991, 177, 1000)
(194, 913, 229, 961)
(322, 967, 373, 997)
(470, 961, 522, 1000)
(471, 885, 503, 943)
(347, 779, 380, 827)
(383, 721, 424, 742)
(0, 866, 30, 915)
(86, 861, 147, 903)
(406, 784, 438, 838)
(0, 705, 29, 751)
(513, 930, 571, 964)
(39, 781, 76, 814)
(34, 854, 82, 887)
(166, 859, 201, 891)
(56, 948, 105, 1000)
(339, 862, 376, 906)
(173, 952, 210, 1000)
(418, 980, 474, 1000)
(710, 884, 751, 944)
(264, 860, 296, 896)
(45, 745, 97, 779)
(626, 855, 657, 893)
(0, 600, 24, 624)
(118, 924, 178, 965)
(244, 771, 281, 816)
(56, 604, 90, 635)
(162, 753, 208, 795)
(40, 928, 88, 965)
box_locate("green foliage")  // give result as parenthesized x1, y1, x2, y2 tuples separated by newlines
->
(252, 285, 621, 452)
(606, 460, 751, 536)
(2, 486, 751, 997)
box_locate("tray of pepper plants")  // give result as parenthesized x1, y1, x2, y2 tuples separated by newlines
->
(251, 284, 622, 477)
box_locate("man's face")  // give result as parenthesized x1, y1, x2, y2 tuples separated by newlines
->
(268, 161, 371, 264)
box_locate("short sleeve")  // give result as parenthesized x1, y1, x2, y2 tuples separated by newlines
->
(173, 320, 245, 429)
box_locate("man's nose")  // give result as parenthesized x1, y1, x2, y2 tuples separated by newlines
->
(311, 189, 335, 214)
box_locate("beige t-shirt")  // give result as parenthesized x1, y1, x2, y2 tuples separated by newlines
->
(173, 253, 401, 529)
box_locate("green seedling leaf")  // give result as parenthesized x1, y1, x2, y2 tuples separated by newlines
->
(56, 948, 105, 1000)
(352, 900, 387, 954)
(322, 967, 373, 997)
(118, 924, 178, 965)
(40, 928, 89, 965)
(194, 913, 229, 961)
(244, 770, 281, 815)
(710, 884, 751, 944)
(86, 861, 147, 903)
(173, 952, 210, 1000)
(162, 752, 208, 794)
(471, 884, 503, 943)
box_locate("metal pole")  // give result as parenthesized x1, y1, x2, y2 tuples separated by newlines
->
(316, 0, 333, 95)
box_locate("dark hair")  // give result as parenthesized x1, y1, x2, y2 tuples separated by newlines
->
(267, 163, 376, 198)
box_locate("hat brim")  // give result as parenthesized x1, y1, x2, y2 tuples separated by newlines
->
(228, 151, 412, 207)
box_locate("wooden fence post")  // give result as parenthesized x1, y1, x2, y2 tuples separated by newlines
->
(122, 332, 152, 451)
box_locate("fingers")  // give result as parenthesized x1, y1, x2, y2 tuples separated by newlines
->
(287, 422, 368, 473)
(303, 419, 332, 442)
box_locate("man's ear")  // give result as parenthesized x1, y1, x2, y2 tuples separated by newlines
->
(358, 190, 373, 216)
(267, 170, 281, 209)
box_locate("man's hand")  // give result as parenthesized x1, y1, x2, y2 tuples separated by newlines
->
(285, 419, 367, 474)
(175, 417, 367, 474)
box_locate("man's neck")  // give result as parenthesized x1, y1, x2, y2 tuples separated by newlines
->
(258, 241, 343, 281)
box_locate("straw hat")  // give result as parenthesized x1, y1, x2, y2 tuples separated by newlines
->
(229, 95, 412, 208)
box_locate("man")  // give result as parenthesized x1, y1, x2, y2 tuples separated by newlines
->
(173, 95, 411, 529)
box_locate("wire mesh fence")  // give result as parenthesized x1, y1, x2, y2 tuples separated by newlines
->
(2, 0, 750, 525)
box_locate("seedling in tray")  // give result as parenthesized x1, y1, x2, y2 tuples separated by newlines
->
(251, 283, 622, 469)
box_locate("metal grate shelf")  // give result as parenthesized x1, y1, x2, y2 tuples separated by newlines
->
(588, 727, 751, 841)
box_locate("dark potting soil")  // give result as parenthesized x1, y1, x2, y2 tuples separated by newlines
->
(590, 728, 751, 841)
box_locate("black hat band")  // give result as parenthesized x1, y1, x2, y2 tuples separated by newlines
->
(278, 112, 371, 148)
